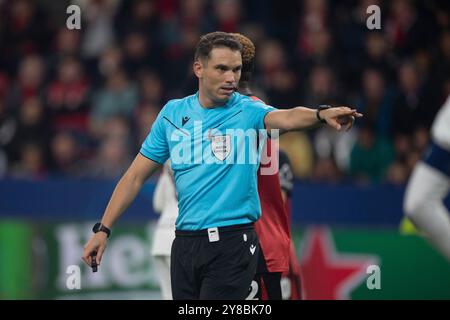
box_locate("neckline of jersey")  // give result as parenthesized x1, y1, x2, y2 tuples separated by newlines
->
(194, 91, 237, 114)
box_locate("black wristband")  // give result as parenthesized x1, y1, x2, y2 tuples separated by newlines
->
(316, 105, 331, 123)
(92, 222, 111, 238)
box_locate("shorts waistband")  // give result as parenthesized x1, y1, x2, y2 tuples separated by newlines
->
(175, 223, 254, 237)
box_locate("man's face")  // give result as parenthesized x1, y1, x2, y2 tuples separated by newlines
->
(194, 47, 242, 106)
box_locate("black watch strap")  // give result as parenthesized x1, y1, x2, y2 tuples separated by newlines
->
(92, 222, 111, 238)
(316, 105, 331, 123)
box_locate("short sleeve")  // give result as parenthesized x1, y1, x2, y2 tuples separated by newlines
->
(140, 109, 170, 164)
(244, 100, 277, 130)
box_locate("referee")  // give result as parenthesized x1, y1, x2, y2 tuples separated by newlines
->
(82, 31, 361, 300)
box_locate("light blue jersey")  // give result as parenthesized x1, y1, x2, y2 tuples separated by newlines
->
(140, 92, 276, 230)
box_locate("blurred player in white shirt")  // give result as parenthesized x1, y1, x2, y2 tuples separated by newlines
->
(151, 161, 177, 299)
(404, 95, 450, 262)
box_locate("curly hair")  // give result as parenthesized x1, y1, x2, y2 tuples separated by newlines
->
(231, 33, 256, 69)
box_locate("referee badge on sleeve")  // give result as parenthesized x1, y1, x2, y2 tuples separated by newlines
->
(211, 135, 231, 161)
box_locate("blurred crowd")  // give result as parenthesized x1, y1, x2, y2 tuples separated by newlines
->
(0, 0, 449, 184)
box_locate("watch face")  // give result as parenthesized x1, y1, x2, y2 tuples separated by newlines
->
(92, 223, 110, 237)
(93, 223, 101, 232)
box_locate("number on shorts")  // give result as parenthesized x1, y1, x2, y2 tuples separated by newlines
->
(246, 280, 259, 300)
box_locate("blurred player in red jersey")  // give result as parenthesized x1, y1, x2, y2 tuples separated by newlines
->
(278, 151, 303, 300)
(232, 33, 303, 300)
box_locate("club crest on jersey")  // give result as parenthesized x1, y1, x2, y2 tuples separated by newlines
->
(211, 134, 231, 161)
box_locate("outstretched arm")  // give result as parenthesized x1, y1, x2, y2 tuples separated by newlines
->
(264, 106, 362, 133)
(82, 153, 161, 266)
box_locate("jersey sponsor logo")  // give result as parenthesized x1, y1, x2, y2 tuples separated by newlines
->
(211, 134, 231, 161)
(250, 244, 256, 255)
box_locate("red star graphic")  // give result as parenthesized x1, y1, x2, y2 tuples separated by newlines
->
(300, 227, 378, 300)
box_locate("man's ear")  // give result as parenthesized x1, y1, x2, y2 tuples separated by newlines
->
(193, 60, 203, 79)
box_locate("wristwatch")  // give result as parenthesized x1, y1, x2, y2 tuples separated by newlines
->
(316, 105, 331, 123)
(92, 222, 111, 238)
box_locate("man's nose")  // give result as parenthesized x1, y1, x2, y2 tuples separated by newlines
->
(225, 71, 236, 83)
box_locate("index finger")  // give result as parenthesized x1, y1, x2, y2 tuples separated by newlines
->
(338, 109, 363, 117)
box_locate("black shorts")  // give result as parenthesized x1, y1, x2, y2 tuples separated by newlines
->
(171, 223, 259, 300)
